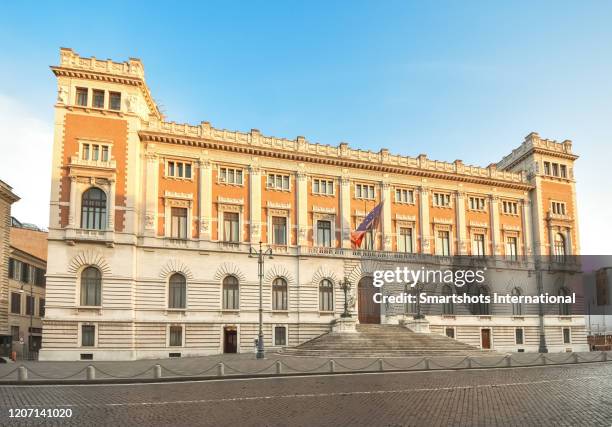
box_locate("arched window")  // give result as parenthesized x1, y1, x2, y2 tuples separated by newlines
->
(223, 276, 239, 310)
(559, 287, 571, 315)
(168, 273, 186, 309)
(80, 266, 101, 306)
(81, 187, 107, 230)
(512, 287, 522, 315)
(554, 233, 566, 262)
(272, 278, 288, 311)
(442, 285, 454, 315)
(319, 279, 334, 311)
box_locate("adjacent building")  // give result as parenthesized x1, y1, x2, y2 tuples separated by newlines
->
(41, 48, 587, 361)
(0, 180, 19, 356)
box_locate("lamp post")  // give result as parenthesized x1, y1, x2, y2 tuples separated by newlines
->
(19, 279, 33, 356)
(338, 277, 352, 318)
(249, 242, 273, 359)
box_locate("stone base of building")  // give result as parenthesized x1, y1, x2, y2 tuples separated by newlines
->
(402, 318, 431, 333)
(331, 317, 357, 333)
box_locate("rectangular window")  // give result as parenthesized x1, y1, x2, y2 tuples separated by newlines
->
(82, 325, 95, 347)
(552, 163, 559, 177)
(355, 184, 375, 200)
(469, 196, 486, 211)
(11, 293, 21, 314)
(8, 258, 14, 279)
(543, 161, 551, 175)
(274, 326, 287, 346)
(101, 146, 109, 162)
(20, 263, 30, 283)
(433, 193, 451, 207)
(109, 92, 121, 110)
(313, 178, 334, 195)
(316, 220, 332, 247)
(76, 87, 88, 106)
(551, 201, 566, 216)
(219, 167, 243, 185)
(39, 298, 45, 317)
(364, 230, 374, 250)
(473, 234, 485, 257)
(395, 188, 414, 204)
(167, 160, 192, 179)
(563, 327, 571, 344)
(398, 227, 413, 253)
(272, 216, 287, 245)
(445, 328, 455, 339)
(560, 164, 567, 178)
(436, 230, 450, 256)
(26, 296, 34, 316)
(169, 326, 183, 347)
(82, 144, 90, 160)
(515, 328, 524, 345)
(34, 268, 46, 287)
(223, 212, 240, 242)
(92, 144, 99, 161)
(9, 259, 21, 281)
(502, 200, 519, 215)
(267, 173, 290, 190)
(92, 89, 105, 108)
(11, 325, 19, 341)
(171, 207, 188, 239)
(506, 236, 518, 261)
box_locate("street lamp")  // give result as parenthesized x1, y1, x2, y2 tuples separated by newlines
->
(249, 242, 273, 359)
(338, 277, 352, 318)
(18, 280, 33, 356)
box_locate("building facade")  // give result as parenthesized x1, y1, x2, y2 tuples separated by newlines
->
(41, 48, 587, 361)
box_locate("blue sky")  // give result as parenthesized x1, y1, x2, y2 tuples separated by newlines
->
(0, 1, 610, 253)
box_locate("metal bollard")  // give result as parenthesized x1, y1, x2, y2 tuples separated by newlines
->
(424, 358, 430, 370)
(505, 355, 511, 367)
(378, 359, 384, 372)
(275, 360, 282, 374)
(153, 364, 162, 379)
(86, 365, 95, 381)
(466, 357, 472, 369)
(329, 359, 335, 373)
(17, 366, 27, 381)
(217, 362, 225, 377)
(574, 352, 579, 363)
(603, 352, 608, 362)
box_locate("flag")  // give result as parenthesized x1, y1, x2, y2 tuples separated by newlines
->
(351, 201, 384, 248)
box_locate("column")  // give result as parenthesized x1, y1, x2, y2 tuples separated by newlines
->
(489, 195, 501, 256)
(565, 227, 572, 256)
(340, 174, 352, 248)
(68, 175, 77, 228)
(521, 199, 533, 256)
(249, 165, 262, 243)
(418, 186, 430, 254)
(296, 171, 308, 246)
(144, 152, 158, 236)
(381, 181, 392, 251)
(108, 178, 116, 231)
(199, 159, 212, 240)
(455, 191, 467, 255)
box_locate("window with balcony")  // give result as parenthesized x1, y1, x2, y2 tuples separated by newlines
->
(80, 266, 102, 306)
(81, 325, 95, 347)
(76, 87, 88, 106)
(272, 216, 287, 245)
(219, 167, 243, 185)
(395, 188, 414, 204)
(473, 233, 485, 257)
(81, 188, 107, 230)
(92, 89, 105, 108)
(168, 273, 186, 309)
(554, 233, 566, 262)
(109, 92, 121, 110)
(469, 196, 486, 211)
(355, 184, 375, 199)
(267, 173, 290, 190)
(436, 230, 450, 256)
(506, 236, 518, 261)
(167, 160, 192, 179)
(364, 230, 374, 250)
(316, 220, 332, 247)
(398, 227, 413, 253)
(319, 279, 334, 311)
(433, 192, 451, 207)
(502, 200, 518, 215)
(313, 178, 334, 195)
(169, 325, 183, 346)
(223, 212, 240, 242)
(171, 207, 188, 239)
(25, 295, 34, 316)
(222, 276, 239, 310)
(272, 278, 288, 311)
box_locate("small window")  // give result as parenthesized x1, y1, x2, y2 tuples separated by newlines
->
(76, 87, 88, 106)
(219, 167, 243, 185)
(355, 184, 375, 200)
(502, 200, 519, 215)
(82, 325, 95, 347)
(92, 90, 105, 108)
(171, 207, 188, 239)
(267, 173, 290, 190)
(551, 201, 566, 216)
(169, 326, 183, 346)
(313, 178, 334, 195)
(469, 196, 486, 211)
(515, 328, 524, 345)
(166, 160, 192, 179)
(395, 188, 414, 204)
(109, 92, 121, 110)
(10, 292, 21, 314)
(433, 193, 451, 207)
(445, 327, 455, 339)
(274, 326, 287, 346)
(563, 327, 571, 344)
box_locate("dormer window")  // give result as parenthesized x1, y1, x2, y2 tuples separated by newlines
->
(109, 92, 121, 111)
(92, 90, 105, 108)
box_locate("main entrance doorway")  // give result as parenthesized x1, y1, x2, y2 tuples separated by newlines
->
(358, 277, 380, 324)
(223, 327, 237, 353)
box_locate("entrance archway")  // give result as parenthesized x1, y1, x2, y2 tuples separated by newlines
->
(358, 276, 380, 324)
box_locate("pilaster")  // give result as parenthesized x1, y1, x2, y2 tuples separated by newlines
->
(455, 191, 467, 255)
(381, 180, 392, 251)
(418, 186, 430, 254)
(340, 173, 352, 248)
(199, 158, 212, 240)
(144, 151, 158, 236)
(296, 170, 308, 246)
(489, 195, 501, 256)
(249, 165, 262, 243)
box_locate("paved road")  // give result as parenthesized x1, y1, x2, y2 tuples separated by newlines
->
(1, 362, 611, 426)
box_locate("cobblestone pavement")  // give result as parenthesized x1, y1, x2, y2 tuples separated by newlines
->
(1, 362, 611, 426)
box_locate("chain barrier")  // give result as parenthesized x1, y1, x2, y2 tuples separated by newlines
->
(542, 353, 576, 364)
(95, 366, 154, 379)
(508, 354, 543, 365)
(576, 353, 604, 363)
(161, 363, 219, 377)
(223, 361, 278, 375)
(333, 359, 380, 371)
(383, 358, 427, 370)
(281, 360, 332, 373)
(25, 366, 89, 380)
(428, 357, 470, 369)
(0, 367, 20, 379)
(470, 356, 508, 368)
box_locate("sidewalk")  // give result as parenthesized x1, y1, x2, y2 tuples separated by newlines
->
(0, 351, 609, 384)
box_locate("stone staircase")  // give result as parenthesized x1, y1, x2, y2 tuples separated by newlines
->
(280, 324, 487, 357)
